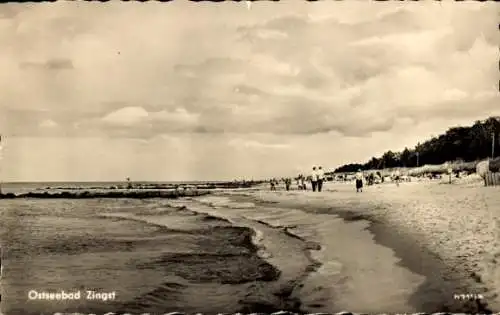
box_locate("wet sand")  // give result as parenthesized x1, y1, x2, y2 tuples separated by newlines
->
(190, 194, 423, 313)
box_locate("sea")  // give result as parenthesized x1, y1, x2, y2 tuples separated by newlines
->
(0, 182, 463, 315)
(0, 182, 326, 315)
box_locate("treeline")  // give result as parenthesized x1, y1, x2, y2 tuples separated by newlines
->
(334, 116, 500, 173)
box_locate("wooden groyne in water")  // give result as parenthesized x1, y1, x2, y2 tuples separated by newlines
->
(0, 181, 265, 199)
(35, 181, 264, 191)
(0, 189, 211, 199)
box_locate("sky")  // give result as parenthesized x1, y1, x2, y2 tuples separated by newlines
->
(0, 1, 498, 182)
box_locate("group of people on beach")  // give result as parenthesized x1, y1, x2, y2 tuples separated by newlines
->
(270, 166, 326, 192)
(294, 166, 326, 192)
(270, 166, 406, 193)
(270, 178, 293, 191)
(310, 166, 325, 192)
(354, 169, 403, 192)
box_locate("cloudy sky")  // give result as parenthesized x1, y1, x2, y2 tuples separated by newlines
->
(0, 1, 498, 182)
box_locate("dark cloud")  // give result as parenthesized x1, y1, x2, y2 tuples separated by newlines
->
(264, 15, 310, 32)
(447, 8, 499, 51)
(237, 14, 307, 37)
(46, 59, 74, 70)
(0, 4, 25, 19)
(174, 58, 246, 77)
(266, 103, 396, 137)
(47, 16, 93, 40)
(238, 9, 428, 45)
(397, 95, 500, 122)
(0, 108, 91, 137)
(295, 69, 330, 89)
(233, 84, 268, 96)
(237, 15, 400, 88)
(19, 58, 74, 71)
(336, 117, 397, 137)
(357, 8, 427, 36)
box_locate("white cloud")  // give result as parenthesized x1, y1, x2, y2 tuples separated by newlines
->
(101, 106, 149, 126)
(254, 29, 288, 40)
(39, 119, 58, 128)
(251, 54, 300, 77)
(152, 108, 199, 125)
(229, 138, 291, 150)
(442, 89, 468, 102)
(350, 28, 452, 48)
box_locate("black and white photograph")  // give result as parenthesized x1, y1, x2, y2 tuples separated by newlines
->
(0, 1, 499, 314)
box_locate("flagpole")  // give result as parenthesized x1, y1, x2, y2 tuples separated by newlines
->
(493, 132, 496, 159)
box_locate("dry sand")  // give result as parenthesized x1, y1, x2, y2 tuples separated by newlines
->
(231, 176, 500, 312)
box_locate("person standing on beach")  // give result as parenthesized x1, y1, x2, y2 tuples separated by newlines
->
(317, 166, 325, 192)
(311, 167, 318, 192)
(270, 179, 276, 191)
(394, 169, 401, 187)
(285, 178, 291, 191)
(355, 169, 364, 192)
(297, 175, 304, 190)
(296, 175, 303, 190)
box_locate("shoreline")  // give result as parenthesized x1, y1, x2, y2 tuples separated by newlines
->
(115, 225, 293, 315)
(171, 196, 325, 314)
(92, 198, 318, 314)
(229, 185, 497, 313)
(335, 210, 492, 313)
(251, 218, 324, 311)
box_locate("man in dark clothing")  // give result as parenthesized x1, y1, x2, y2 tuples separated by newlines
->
(270, 179, 276, 191)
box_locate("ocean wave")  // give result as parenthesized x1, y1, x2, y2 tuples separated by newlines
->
(3, 196, 327, 315)
(196, 196, 257, 209)
(113, 195, 328, 314)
